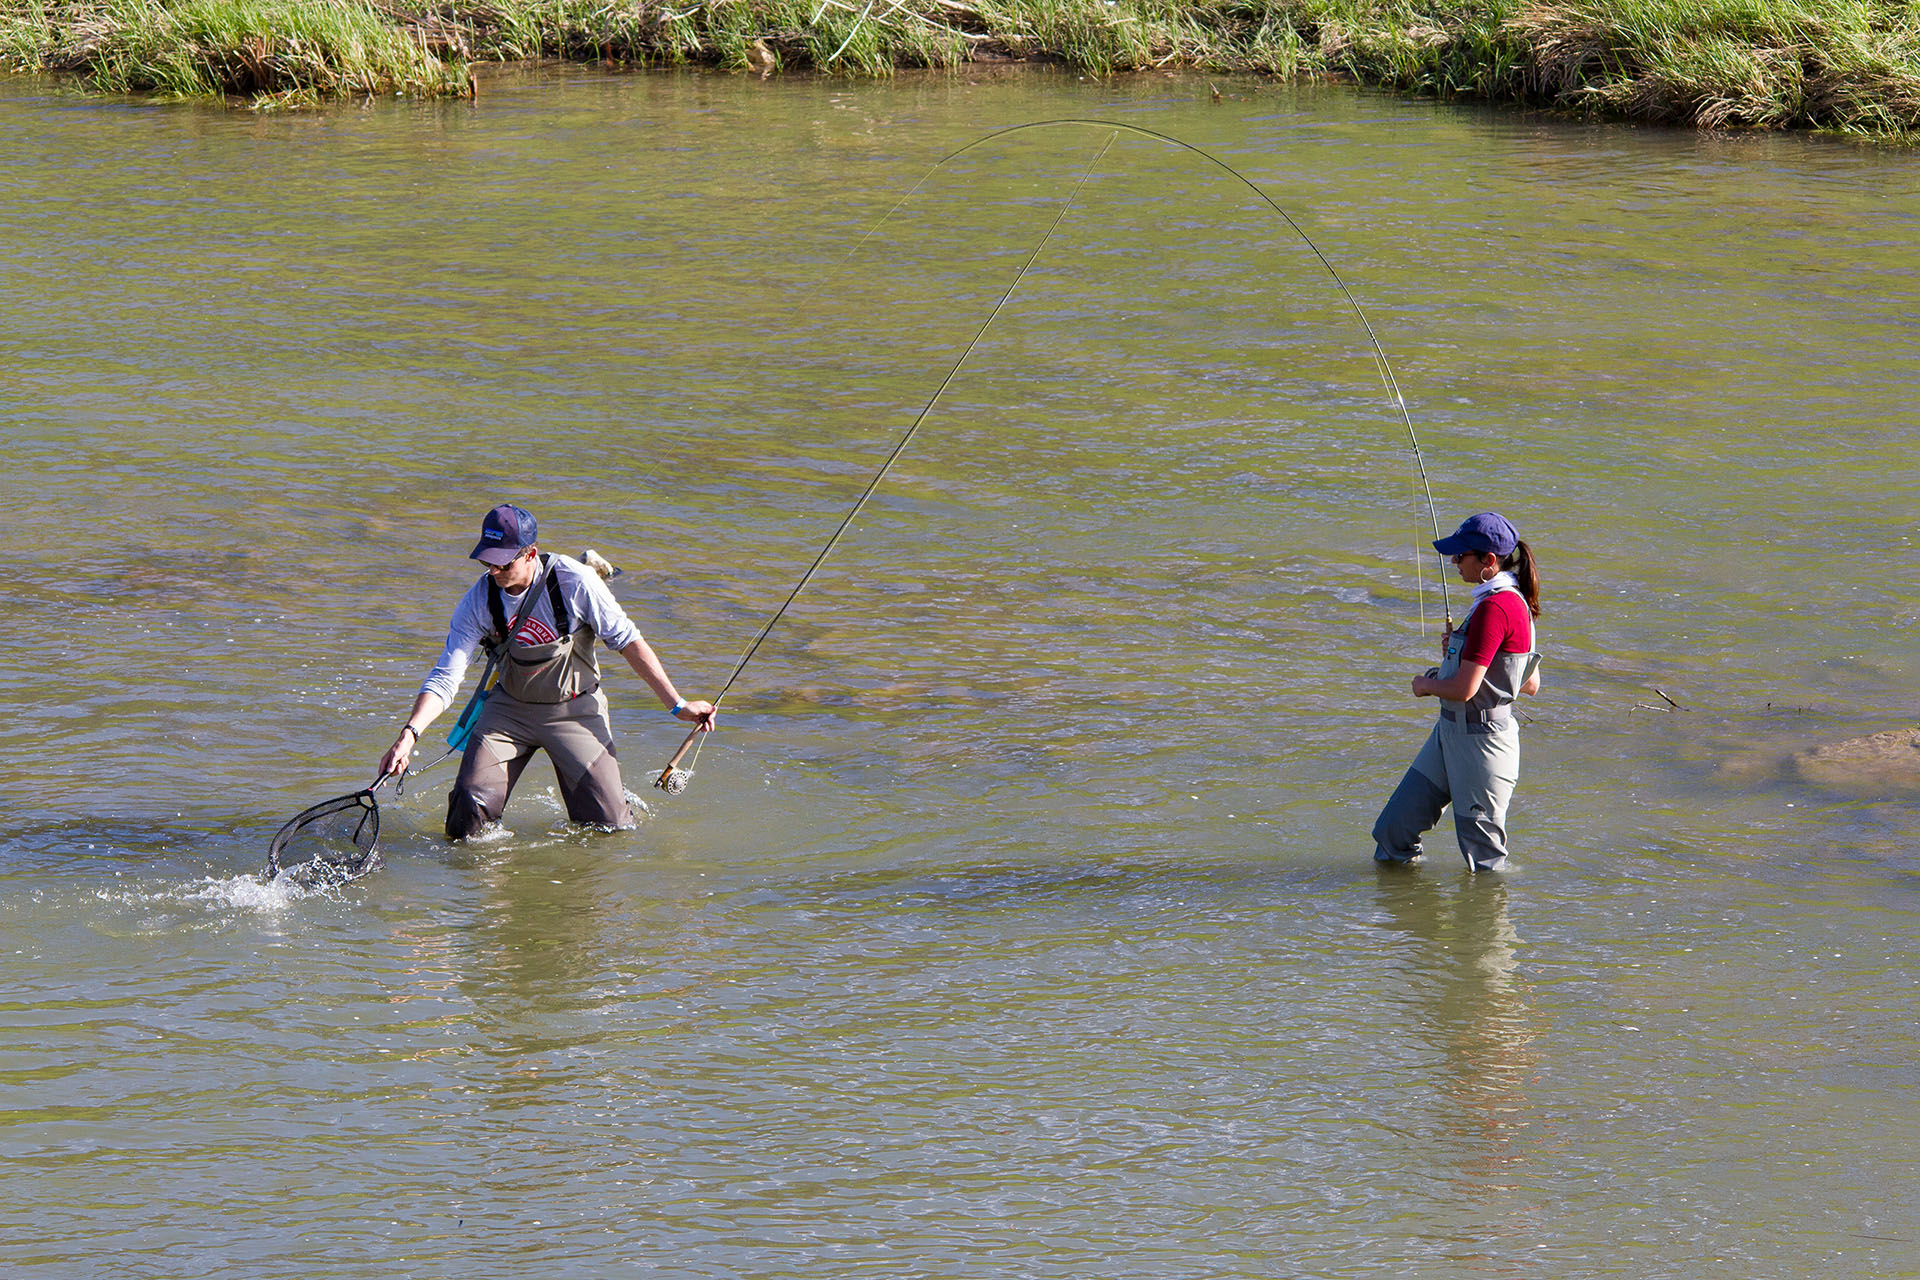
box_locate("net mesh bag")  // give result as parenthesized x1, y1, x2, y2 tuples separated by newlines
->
(267, 789, 382, 886)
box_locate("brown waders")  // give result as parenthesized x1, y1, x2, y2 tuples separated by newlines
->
(446, 689, 631, 837)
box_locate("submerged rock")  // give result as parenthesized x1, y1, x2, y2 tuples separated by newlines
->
(1794, 728, 1920, 791)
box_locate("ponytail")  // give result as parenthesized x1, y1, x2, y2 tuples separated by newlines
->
(1502, 540, 1541, 616)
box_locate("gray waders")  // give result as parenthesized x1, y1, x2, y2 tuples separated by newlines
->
(446, 557, 632, 839)
(1373, 589, 1538, 872)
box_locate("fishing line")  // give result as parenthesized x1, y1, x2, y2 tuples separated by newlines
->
(652, 130, 1120, 794)
(659, 120, 1450, 791)
(853, 118, 1450, 630)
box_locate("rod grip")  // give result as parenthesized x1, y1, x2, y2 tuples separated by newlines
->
(654, 723, 706, 787)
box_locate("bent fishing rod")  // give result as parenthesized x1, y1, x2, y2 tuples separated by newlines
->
(364, 124, 1441, 803)
(655, 120, 1445, 794)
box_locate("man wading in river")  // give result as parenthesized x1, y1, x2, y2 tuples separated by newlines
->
(376, 504, 715, 837)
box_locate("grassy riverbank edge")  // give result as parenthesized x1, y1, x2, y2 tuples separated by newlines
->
(3, 1, 1917, 136)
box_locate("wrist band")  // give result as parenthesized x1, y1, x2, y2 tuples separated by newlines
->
(399, 725, 419, 742)
(670, 700, 685, 717)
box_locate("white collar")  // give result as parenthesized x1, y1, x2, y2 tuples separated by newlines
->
(1471, 570, 1518, 605)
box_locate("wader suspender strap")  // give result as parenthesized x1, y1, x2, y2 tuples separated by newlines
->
(485, 555, 562, 653)
(547, 564, 571, 635)
(486, 581, 509, 646)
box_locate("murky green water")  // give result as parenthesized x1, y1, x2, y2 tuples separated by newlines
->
(4, 67, 1918, 1278)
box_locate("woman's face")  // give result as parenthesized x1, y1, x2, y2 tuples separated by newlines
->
(1451, 550, 1493, 584)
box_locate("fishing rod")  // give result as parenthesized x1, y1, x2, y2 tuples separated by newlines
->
(655, 119, 1449, 793)
(652, 131, 1120, 794)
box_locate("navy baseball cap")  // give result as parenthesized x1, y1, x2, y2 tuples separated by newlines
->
(1433, 512, 1518, 558)
(470, 504, 538, 565)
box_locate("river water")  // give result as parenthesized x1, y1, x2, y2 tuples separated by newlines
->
(4, 66, 1918, 1278)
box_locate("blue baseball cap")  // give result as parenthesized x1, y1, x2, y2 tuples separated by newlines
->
(1433, 512, 1518, 558)
(470, 504, 538, 565)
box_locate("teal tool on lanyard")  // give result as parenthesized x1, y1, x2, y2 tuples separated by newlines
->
(444, 655, 498, 755)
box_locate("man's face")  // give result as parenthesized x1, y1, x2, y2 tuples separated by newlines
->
(484, 545, 539, 592)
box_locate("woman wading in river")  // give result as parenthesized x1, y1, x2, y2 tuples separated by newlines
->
(1373, 513, 1542, 872)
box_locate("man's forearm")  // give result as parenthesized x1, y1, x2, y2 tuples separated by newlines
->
(619, 638, 682, 709)
(400, 690, 449, 734)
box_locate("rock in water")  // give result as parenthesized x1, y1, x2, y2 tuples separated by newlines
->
(1794, 728, 1920, 791)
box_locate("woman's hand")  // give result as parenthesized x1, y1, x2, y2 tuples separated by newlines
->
(1417, 662, 1489, 704)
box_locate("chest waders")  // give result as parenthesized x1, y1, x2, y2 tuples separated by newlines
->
(445, 556, 634, 839)
(1372, 589, 1540, 871)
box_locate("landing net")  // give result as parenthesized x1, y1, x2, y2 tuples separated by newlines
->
(266, 788, 382, 887)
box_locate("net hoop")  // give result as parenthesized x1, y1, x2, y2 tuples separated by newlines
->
(266, 787, 382, 882)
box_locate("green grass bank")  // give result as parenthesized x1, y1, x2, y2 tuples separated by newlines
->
(3, 0, 1917, 135)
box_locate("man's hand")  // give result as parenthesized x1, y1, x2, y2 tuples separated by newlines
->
(674, 700, 717, 730)
(377, 726, 419, 781)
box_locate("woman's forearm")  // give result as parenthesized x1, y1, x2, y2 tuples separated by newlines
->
(1412, 663, 1488, 702)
